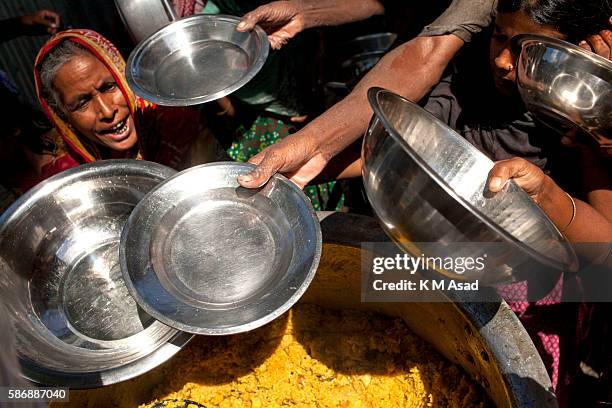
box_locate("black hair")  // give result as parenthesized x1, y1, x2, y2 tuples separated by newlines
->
(496, 0, 612, 42)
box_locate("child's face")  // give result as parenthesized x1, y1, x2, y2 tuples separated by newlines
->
(489, 10, 565, 97)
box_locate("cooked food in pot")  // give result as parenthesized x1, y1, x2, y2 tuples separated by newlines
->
(142, 304, 490, 408)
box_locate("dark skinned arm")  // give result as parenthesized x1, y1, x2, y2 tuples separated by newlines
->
(488, 156, 612, 243)
(238, 34, 464, 189)
(0, 10, 60, 42)
(237, 0, 385, 49)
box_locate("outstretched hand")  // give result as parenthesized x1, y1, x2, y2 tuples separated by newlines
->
(20, 10, 60, 35)
(236, 1, 306, 50)
(578, 16, 612, 59)
(237, 133, 328, 189)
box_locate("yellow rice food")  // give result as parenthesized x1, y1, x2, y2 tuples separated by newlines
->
(141, 304, 490, 408)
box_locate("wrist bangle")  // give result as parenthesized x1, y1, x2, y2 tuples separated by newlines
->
(560, 192, 576, 233)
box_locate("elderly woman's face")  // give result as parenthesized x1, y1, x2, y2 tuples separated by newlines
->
(53, 54, 137, 152)
(490, 11, 565, 96)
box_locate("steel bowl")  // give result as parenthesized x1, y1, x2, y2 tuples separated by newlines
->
(362, 87, 578, 285)
(120, 162, 321, 335)
(114, 0, 177, 44)
(0, 160, 193, 388)
(126, 14, 269, 106)
(513, 34, 612, 153)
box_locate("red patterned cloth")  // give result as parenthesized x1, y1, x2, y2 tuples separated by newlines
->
(172, 0, 207, 17)
(33, 29, 202, 179)
(497, 276, 583, 405)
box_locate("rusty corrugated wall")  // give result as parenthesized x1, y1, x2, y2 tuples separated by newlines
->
(0, 0, 133, 107)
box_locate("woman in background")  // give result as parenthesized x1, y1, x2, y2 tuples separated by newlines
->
(34, 29, 211, 180)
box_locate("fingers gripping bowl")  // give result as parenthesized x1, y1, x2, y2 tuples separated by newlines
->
(120, 162, 322, 335)
(361, 87, 578, 285)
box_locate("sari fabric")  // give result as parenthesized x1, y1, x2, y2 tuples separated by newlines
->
(173, 0, 207, 17)
(33, 29, 200, 179)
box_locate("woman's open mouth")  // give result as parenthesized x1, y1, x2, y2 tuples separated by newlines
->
(98, 117, 131, 141)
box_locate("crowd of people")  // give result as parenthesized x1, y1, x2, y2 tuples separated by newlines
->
(0, 0, 610, 406)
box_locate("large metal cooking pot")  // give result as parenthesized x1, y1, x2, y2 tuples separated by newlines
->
(114, 0, 177, 43)
(0, 160, 192, 387)
(362, 87, 577, 285)
(61, 212, 556, 407)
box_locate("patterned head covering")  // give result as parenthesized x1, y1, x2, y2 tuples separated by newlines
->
(33, 29, 145, 163)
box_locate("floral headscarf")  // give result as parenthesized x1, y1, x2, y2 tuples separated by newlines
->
(33, 28, 201, 174)
(33, 29, 147, 163)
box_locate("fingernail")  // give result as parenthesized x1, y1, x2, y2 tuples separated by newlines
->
(579, 40, 587, 46)
(490, 177, 503, 191)
(237, 22, 246, 29)
(238, 174, 252, 183)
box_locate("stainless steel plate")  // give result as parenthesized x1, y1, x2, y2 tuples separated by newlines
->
(126, 14, 269, 106)
(120, 162, 321, 335)
(0, 160, 193, 387)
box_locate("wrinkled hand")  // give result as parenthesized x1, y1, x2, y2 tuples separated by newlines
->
(236, 1, 305, 50)
(487, 157, 548, 203)
(578, 16, 612, 59)
(20, 9, 60, 35)
(237, 133, 327, 189)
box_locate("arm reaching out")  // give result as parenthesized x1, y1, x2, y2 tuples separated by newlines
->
(487, 157, 612, 242)
(0, 9, 60, 42)
(237, 0, 384, 49)
(238, 34, 464, 189)
(20, 10, 60, 35)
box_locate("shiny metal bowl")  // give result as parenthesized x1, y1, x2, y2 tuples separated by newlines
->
(0, 160, 193, 387)
(362, 87, 578, 285)
(120, 162, 321, 335)
(126, 14, 269, 106)
(514, 34, 612, 152)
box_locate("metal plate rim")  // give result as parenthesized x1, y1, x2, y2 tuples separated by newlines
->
(125, 14, 270, 106)
(19, 330, 194, 388)
(0, 160, 196, 388)
(511, 33, 612, 74)
(120, 161, 322, 335)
